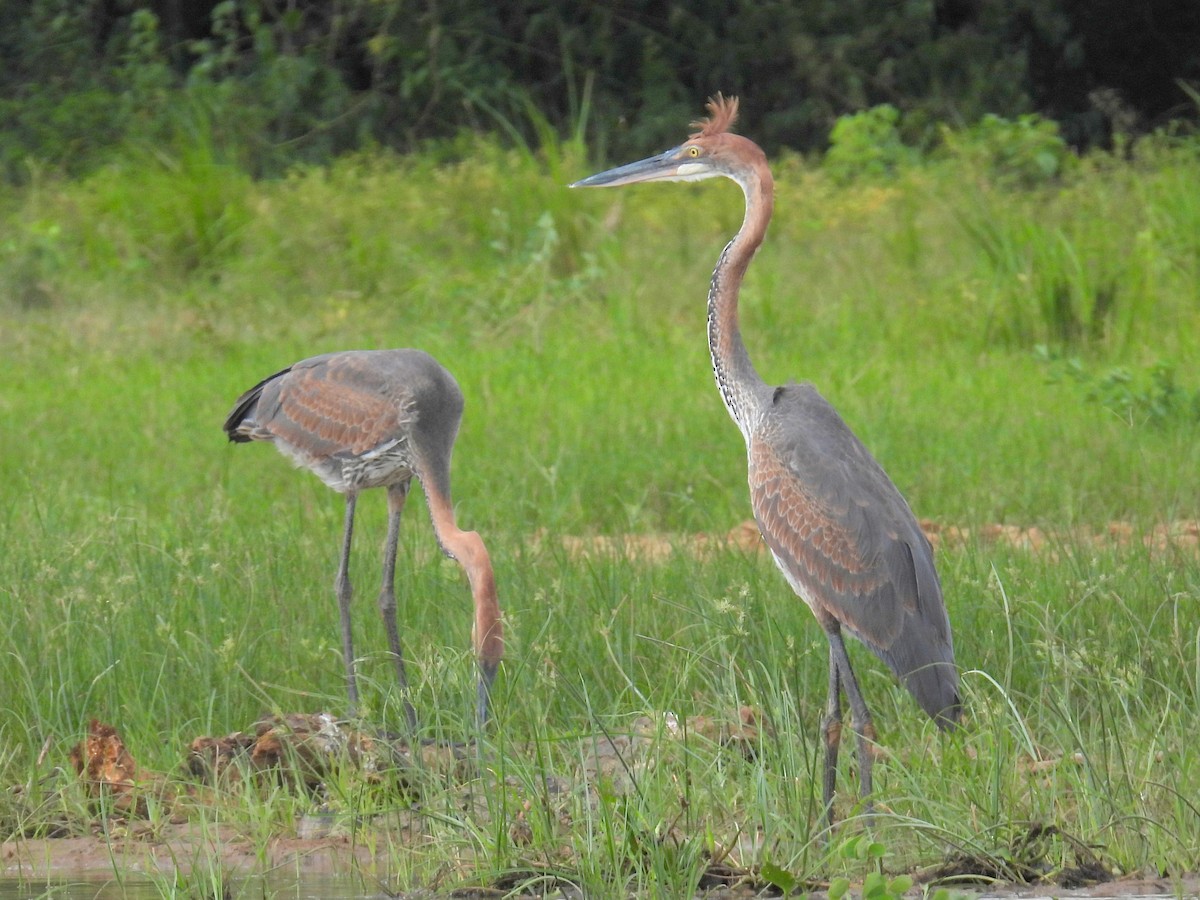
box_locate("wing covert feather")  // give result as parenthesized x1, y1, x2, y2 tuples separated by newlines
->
(255, 353, 419, 460)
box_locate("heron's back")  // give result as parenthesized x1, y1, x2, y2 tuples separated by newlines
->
(224, 349, 464, 495)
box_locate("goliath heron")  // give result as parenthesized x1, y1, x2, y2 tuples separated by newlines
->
(224, 348, 502, 729)
(572, 95, 960, 825)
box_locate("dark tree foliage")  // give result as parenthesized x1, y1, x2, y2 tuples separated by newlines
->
(0, 0, 1196, 180)
(1051, 0, 1200, 143)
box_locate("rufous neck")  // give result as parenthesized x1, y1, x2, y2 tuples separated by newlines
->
(708, 163, 774, 441)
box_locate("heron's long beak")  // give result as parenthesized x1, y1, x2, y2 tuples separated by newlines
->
(571, 146, 708, 188)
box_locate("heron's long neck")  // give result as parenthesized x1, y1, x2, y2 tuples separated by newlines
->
(709, 167, 773, 442)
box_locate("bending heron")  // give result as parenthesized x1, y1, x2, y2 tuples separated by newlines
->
(224, 348, 502, 729)
(572, 95, 960, 824)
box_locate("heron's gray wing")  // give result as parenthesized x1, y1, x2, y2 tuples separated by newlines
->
(249, 353, 418, 460)
(749, 383, 958, 723)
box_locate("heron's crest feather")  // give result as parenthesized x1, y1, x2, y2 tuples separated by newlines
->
(690, 94, 739, 138)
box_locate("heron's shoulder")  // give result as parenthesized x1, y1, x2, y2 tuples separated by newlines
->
(287, 348, 444, 376)
(767, 380, 838, 412)
(753, 382, 912, 519)
(283, 350, 460, 400)
(760, 381, 859, 442)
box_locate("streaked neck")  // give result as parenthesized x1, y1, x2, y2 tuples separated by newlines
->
(708, 164, 774, 442)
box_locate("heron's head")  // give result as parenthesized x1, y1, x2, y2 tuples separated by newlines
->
(570, 94, 766, 189)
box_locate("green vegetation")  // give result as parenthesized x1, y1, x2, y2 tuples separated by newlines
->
(3, 0, 1196, 181)
(1, 120, 1198, 897)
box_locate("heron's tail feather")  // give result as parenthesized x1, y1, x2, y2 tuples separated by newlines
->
(902, 659, 961, 730)
(223, 365, 294, 442)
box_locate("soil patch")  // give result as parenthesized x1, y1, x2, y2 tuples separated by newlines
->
(535, 520, 1200, 563)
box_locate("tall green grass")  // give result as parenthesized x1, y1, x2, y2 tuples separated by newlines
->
(1, 130, 1198, 895)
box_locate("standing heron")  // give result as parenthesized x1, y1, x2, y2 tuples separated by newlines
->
(223, 348, 502, 729)
(572, 96, 960, 824)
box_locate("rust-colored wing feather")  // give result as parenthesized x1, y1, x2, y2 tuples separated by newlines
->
(226, 352, 416, 459)
(749, 383, 959, 724)
(263, 354, 417, 458)
(225, 349, 464, 498)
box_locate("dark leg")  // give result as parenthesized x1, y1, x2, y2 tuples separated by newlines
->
(476, 659, 498, 728)
(336, 493, 359, 710)
(821, 640, 843, 830)
(381, 481, 418, 732)
(827, 628, 877, 820)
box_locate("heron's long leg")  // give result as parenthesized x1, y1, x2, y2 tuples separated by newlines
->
(476, 653, 498, 727)
(380, 481, 418, 731)
(828, 628, 877, 817)
(336, 493, 359, 709)
(821, 639, 843, 829)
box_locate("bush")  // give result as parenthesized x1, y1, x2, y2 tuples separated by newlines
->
(823, 105, 917, 184)
(941, 114, 1076, 188)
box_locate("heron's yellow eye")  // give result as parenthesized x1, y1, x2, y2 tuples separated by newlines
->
(687, 146, 700, 158)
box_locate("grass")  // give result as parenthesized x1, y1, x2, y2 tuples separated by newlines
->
(0, 126, 1199, 897)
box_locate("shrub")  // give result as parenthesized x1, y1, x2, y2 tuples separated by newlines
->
(823, 105, 917, 184)
(941, 113, 1076, 188)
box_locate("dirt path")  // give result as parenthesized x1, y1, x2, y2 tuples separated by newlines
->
(541, 519, 1200, 563)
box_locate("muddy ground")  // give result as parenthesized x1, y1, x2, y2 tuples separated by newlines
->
(5, 699, 1194, 898)
(4, 830, 1198, 900)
